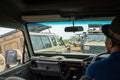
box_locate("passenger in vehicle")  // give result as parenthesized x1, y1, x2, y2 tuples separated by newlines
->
(83, 16, 120, 80)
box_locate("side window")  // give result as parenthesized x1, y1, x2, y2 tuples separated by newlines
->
(51, 36, 57, 46)
(0, 27, 24, 72)
(41, 36, 52, 48)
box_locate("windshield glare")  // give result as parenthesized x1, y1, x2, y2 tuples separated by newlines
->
(27, 21, 111, 54)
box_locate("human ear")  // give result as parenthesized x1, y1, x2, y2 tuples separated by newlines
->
(109, 39, 113, 47)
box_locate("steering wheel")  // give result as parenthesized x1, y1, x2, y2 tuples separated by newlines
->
(59, 63, 70, 80)
(91, 52, 108, 63)
(50, 56, 70, 79)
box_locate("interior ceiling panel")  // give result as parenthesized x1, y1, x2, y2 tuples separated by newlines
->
(0, 0, 120, 22)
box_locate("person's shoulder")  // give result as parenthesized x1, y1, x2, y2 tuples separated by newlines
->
(85, 58, 108, 77)
(87, 58, 108, 70)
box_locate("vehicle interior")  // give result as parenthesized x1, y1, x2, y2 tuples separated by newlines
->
(0, 0, 120, 80)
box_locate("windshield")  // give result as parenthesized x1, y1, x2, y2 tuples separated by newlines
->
(27, 20, 111, 54)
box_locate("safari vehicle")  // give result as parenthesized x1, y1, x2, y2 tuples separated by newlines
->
(83, 24, 106, 54)
(0, 0, 119, 80)
(30, 32, 68, 53)
(0, 30, 23, 72)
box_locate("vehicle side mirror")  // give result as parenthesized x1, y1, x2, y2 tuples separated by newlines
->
(6, 50, 17, 65)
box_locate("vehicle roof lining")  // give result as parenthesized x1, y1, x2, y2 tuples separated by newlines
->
(22, 15, 115, 22)
(0, 0, 120, 23)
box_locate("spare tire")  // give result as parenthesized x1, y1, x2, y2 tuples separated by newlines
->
(0, 54, 6, 72)
(9, 49, 22, 68)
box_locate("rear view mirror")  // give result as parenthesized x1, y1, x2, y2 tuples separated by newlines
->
(6, 50, 17, 65)
(65, 26, 83, 32)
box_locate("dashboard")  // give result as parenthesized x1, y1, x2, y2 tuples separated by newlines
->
(30, 56, 86, 80)
(30, 53, 108, 80)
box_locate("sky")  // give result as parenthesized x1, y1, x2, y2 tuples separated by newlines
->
(39, 20, 112, 39)
(43, 24, 88, 39)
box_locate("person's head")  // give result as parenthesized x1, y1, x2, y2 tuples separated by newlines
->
(102, 16, 120, 53)
(105, 37, 120, 53)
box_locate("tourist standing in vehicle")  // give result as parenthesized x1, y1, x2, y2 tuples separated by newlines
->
(82, 16, 120, 80)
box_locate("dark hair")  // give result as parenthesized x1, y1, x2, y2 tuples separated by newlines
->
(111, 40, 120, 47)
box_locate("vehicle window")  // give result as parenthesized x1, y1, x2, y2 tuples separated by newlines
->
(41, 36, 52, 48)
(30, 35, 45, 50)
(86, 34, 105, 42)
(51, 36, 57, 46)
(0, 27, 24, 72)
(27, 21, 111, 54)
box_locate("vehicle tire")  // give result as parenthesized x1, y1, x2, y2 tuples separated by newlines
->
(9, 49, 22, 68)
(0, 54, 6, 72)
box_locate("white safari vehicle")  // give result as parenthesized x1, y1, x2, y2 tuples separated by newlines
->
(30, 32, 68, 53)
(83, 24, 106, 54)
